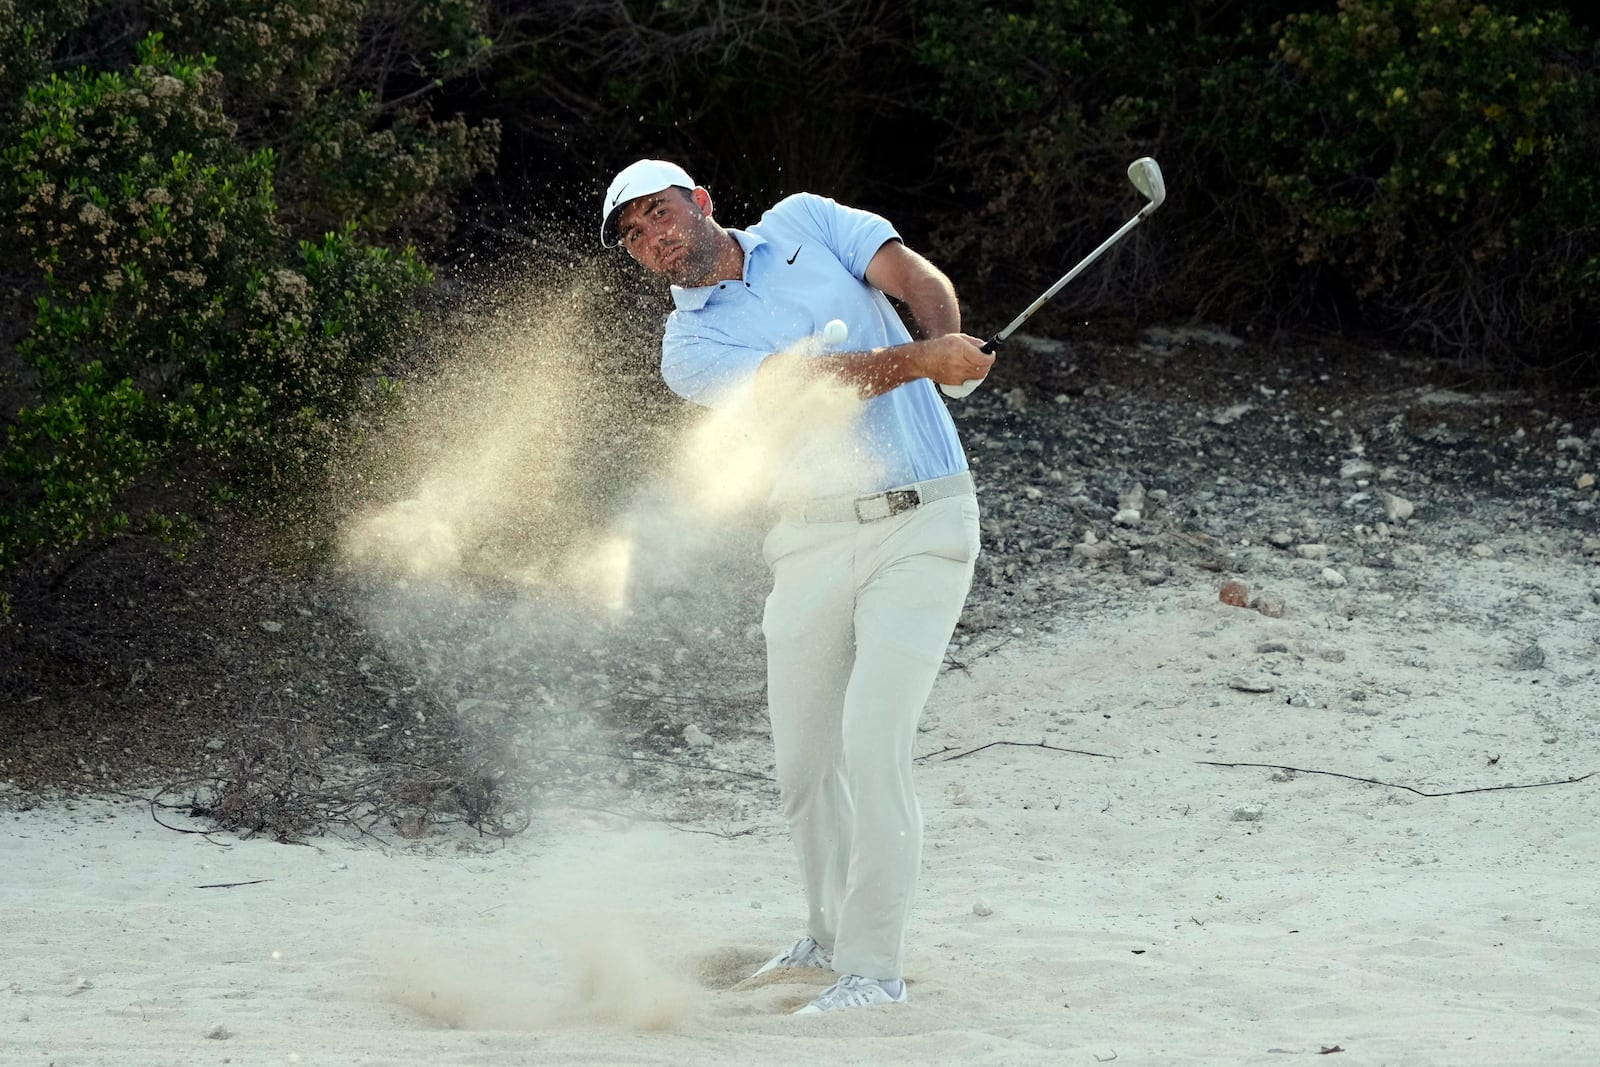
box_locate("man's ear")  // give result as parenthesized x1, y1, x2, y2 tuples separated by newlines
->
(692, 186, 714, 218)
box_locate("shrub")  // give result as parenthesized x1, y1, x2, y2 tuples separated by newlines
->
(913, 0, 1192, 303)
(0, 35, 431, 579)
(1219, 0, 1600, 366)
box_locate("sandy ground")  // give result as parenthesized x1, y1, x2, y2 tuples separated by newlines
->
(6, 540, 1600, 1066)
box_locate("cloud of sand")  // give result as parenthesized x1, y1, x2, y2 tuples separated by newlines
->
(338, 294, 875, 612)
(377, 913, 700, 1032)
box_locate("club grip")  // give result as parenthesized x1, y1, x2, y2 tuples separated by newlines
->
(940, 334, 1001, 399)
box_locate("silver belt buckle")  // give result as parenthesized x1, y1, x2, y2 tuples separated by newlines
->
(852, 488, 920, 522)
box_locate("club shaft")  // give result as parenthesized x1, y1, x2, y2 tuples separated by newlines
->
(991, 209, 1150, 345)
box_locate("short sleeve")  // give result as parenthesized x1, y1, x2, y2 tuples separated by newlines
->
(661, 312, 763, 410)
(783, 193, 901, 280)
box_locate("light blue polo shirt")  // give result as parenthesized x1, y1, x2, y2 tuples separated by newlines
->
(661, 192, 968, 499)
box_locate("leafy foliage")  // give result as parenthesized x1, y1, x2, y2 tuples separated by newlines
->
(0, 4, 497, 592)
(1236, 0, 1600, 361)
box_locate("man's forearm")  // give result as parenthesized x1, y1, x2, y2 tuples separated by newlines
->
(758, 343, 927, 403)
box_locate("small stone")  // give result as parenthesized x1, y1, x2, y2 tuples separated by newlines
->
(1268, 531, 1294, 549)
(1231, 805, 1265, 822)
(258, 620, 282, 633)
(205, 1025, 232, 1040)
(684, 724, 715, 748)
(1339, 459, 1374, 480)
(1253, 592, 1287, 618)
(1256, 641, 1291, 654)
(1285, 689, 1314, 708)
(1320, 567, 1347, 587)
(1508, 643, 1545, 671)
(1578, 472, 1595, 491)
(1113, 508, 1142, 526)
(1382, 492, 1414, 521)
(1219, 579, 1250, 607)
(1228, 676, 1276, 694)
(972, 900, 994, 917)
(1297, 544, 1328, 560)
(1470, 543, 1495, 558)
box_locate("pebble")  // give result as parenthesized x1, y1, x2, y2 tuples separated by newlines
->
(972, 900, 994, 917)
(683, 724, 715, 748)
(1508, 643, 1545, 671)
(1113, 508, 1142, 526)
(1470, 543, 1495, 558)
(1231, 804, 1265, 822)
(1578, 472, 1595, 490)
(1256, 640, 1291, 653)
(1382, 492, 1414, 521)
(1253, 592, 1287, 618)
(1219, 579, 1250, 607)
(1286, 689, 1315, 707)
(1297, 544, 1328, 560)
(1227, 676, 1276, 693)
(258, 620, 282, 633)
(1320, 567, 1347, 587)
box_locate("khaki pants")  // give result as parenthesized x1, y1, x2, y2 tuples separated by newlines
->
(760, 492, 980, 980)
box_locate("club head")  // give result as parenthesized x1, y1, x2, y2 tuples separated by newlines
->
(1128, 157, 1165, 212)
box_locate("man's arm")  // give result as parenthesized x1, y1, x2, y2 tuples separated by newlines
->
(755, 240, 994, 402)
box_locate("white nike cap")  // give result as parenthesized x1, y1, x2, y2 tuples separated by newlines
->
(600, 159, 697, 247)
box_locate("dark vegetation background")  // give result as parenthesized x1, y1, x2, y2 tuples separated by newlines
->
(2, 0, 1597, 829)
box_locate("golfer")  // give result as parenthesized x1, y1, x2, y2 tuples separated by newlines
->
(602, 159, 991, 1015)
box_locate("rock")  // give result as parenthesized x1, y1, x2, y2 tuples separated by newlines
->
(1321, 648, 1346, 663)
(1231, 804, 1265, 822)
(1118, 484, 1148, 512)
(1268, 531, 1294, 549)
(684, 723, 715, 748)
(1382, 492, 1414, 521)
(1578, 472, 1595, 491)
(1320, 567, 1348, 587)
(1256, 640, 1291, 653)
(1508, 643, 1545, 671)
(1227, 676, 1276, 693)
(258, 620, 282, 633)
(1297, 543, 1328, 560)
(1219, 579, 1250, 607)
(1470, 543, 1495, 558)
(1113, 508, 1142, 526)
(1286, 689, 1315, 707)
(972, 899, 994, 917)
(1253, 592, 1287, 618)
(1340, 459, 1375, 480)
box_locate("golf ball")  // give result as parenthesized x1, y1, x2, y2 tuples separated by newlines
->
(822, 319, 848, 346)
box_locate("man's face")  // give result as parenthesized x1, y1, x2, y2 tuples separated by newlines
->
(616, 187, 724, 286)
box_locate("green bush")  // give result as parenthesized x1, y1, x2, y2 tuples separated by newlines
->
(1233, 0, 1600, 363)
(0, 34, 432, 578)
(914, 0, 1194, 299)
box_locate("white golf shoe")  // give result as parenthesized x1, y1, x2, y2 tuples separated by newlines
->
(794, 974, 908, 1014)
(753, 935, 832, 976)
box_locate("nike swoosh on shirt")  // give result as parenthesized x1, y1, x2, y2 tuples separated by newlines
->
(786, 244, 803, 265)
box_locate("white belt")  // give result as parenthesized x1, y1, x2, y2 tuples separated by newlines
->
(777, 471, 975, 524)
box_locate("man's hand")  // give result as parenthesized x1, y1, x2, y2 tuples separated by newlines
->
(914, 333, 994, 388)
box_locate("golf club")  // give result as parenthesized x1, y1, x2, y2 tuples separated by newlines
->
(942, 156, 1166, 399)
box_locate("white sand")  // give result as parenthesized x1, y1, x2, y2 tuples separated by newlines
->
(6, 550, 1599, 1065)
